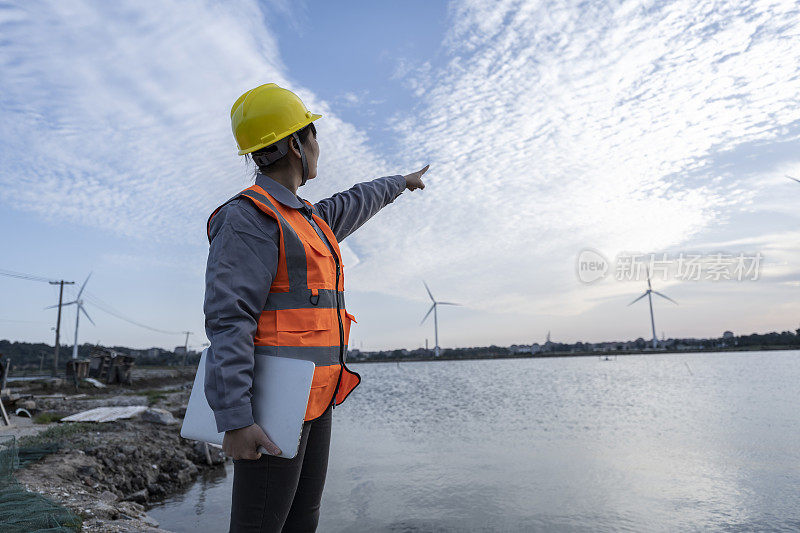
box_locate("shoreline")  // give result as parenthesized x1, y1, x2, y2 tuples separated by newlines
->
(350, 345, 800, 364)
(2, 372, 222, 532)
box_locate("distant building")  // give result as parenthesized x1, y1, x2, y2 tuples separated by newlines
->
(543, 331, 553, 352)
(147, 348, 161, 358)
(676, 343, 702, 350)
(174, 346, 187, 355)
(722, 331, 734, 339)
(508, 343, 544, 355)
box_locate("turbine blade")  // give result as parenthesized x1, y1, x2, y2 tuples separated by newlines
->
(786, 175, 800, 183)
(45, 301, 76, 310)
(423, 280, 434, 302)
(437, 302, 461, 306)
(628, 292, 648, 306)
(652, 290, 678, 305)
(77, 272, 92, 299)
(420, 304, 435, 325)
(80, 305, 95, 326)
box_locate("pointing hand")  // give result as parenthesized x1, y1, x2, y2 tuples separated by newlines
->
(403, 164, 429, 191)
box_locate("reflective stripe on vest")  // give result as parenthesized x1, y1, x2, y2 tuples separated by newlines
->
(207, 184, 361, 420)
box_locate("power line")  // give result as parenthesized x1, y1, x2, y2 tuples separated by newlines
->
(2, 266, 186, 337)
(82, 290, 184, 335)
(0, 318, 51, 324)
(0, 268, 55, 284)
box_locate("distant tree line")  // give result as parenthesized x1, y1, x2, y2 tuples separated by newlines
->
(2, 327, 798, 370)
(350, 328, 800, 362)
(0, 340, 200, 371)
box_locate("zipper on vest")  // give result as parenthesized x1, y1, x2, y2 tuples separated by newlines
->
(330, 253, 345, 410)
(304, 207, 345, 412)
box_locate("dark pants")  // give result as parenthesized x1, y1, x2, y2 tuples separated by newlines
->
(229, 406, 332, 532)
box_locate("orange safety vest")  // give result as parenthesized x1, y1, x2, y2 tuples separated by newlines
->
(207, 184, 361, 421)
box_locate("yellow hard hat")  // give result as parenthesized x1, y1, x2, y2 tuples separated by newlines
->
(230, 83, 322, 156)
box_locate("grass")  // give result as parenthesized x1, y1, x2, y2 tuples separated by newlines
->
(142, 389, 167, 405)
(33, 412, 63, 425)
(132, 388, 181, 406)
(18, 422, 95, 449)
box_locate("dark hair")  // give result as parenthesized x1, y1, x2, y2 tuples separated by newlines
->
(245, 122, 316, 176)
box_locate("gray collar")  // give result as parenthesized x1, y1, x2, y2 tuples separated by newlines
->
(255, 173, 307, 210)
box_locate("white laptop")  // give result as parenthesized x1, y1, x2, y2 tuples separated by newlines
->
(181, 348, 315, 459)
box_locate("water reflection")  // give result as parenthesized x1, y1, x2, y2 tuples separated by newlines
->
(148, 461, 230, 531)
(149, 351, 800, 532)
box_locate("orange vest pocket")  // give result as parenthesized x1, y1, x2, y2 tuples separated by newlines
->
(305, 364, 340, 420)
(305, 237, 336, 289)
(276, 308, 331, 331)
(276, 308, 336, 346)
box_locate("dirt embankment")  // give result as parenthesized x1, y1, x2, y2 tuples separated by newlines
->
(8, 373, 226, 532)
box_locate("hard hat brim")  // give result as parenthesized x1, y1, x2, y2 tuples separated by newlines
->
(238, 113, 322, 156)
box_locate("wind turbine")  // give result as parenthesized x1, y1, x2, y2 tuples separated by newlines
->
(786, 175, 800, 184)
(419, 281, 460, 357)
(47, 274, 95, 359)
(627, 267, 677, 349)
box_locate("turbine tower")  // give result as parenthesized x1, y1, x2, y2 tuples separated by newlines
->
(628, 267, 677, 349)
(420, 281, 460, 357)
(47, 274, 95, 359)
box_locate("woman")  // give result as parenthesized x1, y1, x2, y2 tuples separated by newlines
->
(203, 83, 428, 532)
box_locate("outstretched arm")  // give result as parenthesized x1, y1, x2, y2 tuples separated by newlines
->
(314, 165, 429, 241)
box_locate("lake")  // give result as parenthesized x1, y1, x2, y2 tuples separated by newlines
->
(149, 350, 800, 532)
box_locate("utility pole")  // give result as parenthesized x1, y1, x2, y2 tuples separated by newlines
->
(181, 331, 192, 366)
(49, 280, 75, 377)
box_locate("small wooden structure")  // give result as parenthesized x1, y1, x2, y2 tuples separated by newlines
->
(66, 359, 91, 390)
(89, 347, 136, 385)
(65, 359, 90, 379)
(0, 354, 11, 426)
(0, 354, 9, 391)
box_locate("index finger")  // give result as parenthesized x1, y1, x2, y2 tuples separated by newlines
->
(418, 164, 430, 176)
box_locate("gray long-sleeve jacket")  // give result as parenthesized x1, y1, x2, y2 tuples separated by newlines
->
(204, 172, 406, 433)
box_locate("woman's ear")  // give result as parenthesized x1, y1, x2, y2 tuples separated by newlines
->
(289, 136, 300, 158)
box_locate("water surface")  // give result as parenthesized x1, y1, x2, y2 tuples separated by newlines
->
(149, 351, 800, 532)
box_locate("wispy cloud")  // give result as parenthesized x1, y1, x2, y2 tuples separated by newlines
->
(344, 0, 800, 314)
(1, 0, 799, 338)
(0, 0, 389, 244)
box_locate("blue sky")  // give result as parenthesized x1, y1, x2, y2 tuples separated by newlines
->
(1, 0, 799, 353)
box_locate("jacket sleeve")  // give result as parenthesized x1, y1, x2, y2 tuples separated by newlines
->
(313, 174, 406, 241)
(203, 200, 279, 433)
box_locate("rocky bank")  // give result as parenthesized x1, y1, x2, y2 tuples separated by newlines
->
(4, 372, 225, 532)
